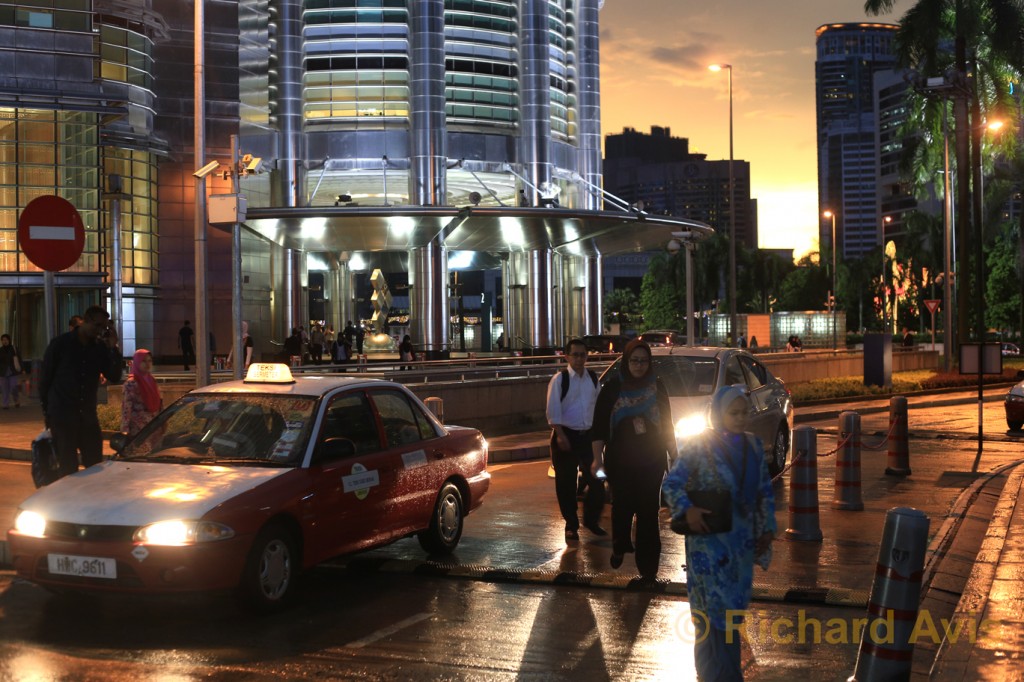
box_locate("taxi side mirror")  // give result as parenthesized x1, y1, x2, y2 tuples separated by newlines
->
(315, 437, 356, 465)
(109, 432, 129, 453)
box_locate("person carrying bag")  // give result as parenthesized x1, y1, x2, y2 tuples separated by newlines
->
(1, 333, 23, 409)
(662, 384, 776, 682)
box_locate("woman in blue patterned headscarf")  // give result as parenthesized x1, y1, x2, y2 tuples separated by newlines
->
(590, 339, 674, 581)
(662, 384, 777, 681)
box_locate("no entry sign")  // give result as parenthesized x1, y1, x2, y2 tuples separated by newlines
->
(17, 195, 86, 272)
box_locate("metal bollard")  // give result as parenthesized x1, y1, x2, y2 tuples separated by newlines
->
(885, 396, 911, 476)
(786, 426, 823, 541)
(833, 411, 864, 511)
(849, 507, 929, 682)
(424, 396, 444, 424)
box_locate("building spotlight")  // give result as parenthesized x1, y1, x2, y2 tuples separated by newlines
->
(193, 160, 220, 178)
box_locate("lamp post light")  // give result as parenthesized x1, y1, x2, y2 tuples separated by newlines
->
(709, 63, 736, 347)
(824, 210, 837, 350)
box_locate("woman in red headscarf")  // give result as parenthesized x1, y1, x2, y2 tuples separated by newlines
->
(121, 349, 162, 437)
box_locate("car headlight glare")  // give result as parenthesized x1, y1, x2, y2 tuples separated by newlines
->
(14, 510, 47, 538)
(133, 520, 235, 546)
(675, 414, 708, 439)
(1007, 393, 1024, 403)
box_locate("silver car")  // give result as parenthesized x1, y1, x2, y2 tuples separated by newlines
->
(601, 347, 795, 476)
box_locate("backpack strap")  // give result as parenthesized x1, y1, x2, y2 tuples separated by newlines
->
(559, 368, 599, 401)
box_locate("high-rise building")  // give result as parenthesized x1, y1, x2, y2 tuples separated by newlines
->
(815, 22, 899, 259)
(0, 1, 708, 360)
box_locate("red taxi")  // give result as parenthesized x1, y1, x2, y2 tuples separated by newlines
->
(8, 364, 490, 610)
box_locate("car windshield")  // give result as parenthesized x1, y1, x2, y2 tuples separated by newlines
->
(605, 355, 719, 397)
(118, 394, 318, 466)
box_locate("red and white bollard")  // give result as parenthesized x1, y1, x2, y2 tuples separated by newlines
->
(785, 425, 823, 541)
(885, 396, 911, 476)
(849, 507, 930, 681)
(833, 411, 864, 511)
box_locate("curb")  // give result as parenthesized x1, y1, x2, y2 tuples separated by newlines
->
(323, 556, 870, 607)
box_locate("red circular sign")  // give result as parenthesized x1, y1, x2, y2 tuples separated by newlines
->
(17, 195, 86, 271)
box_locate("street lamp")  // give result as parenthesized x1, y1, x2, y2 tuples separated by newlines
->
(709, 63, 736, 347)
(881, 215, 892, 334)
(823, 210, 837, 350)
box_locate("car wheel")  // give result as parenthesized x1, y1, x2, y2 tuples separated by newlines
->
(417, 482, 464, 555)
(768, 426, 789, 478)
(240, 522, 298, 612)
(1009, 420, 1024, 432)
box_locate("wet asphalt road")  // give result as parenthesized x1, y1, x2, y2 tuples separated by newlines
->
(0, 401, 1021, 680)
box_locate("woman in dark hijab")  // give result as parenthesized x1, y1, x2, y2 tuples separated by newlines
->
(590, 339, 674, 581)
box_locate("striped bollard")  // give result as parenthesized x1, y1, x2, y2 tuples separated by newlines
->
(849, 507, 929, 681)
(833, 411, 864, 511)
(785, 426, 823, 541)
(885, 396, 911, 476)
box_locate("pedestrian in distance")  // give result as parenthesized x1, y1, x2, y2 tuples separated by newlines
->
(355, 322, 365, 355)
(310, 323, 325, 365)
(39, 305, 123, 480)
(226, 321, 254, 371)
(662, 384, 776, 681)
(398, 334, 415, 370)
(738, 333, 747, 349)
(589, 339, 673, 579)
(68, 315, 83, 332)
(0, 333, 24, 409)
(284, 327, 303, 364)
(120, 349, 162, 437)
(749, 335, 758, 349)
(902, 326, 914, 348)
(178, 320, 196, 371)
(547, 338, 605, 544)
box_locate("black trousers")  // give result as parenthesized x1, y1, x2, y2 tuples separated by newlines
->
(50, 412, 103, 480)
(608, 462, 664, 578)
(551, 428, 605, 530)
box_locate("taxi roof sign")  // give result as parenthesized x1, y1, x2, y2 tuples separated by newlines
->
(244, 363, 296, 384)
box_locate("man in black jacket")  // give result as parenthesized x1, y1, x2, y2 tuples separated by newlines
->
(40, 305, 123, 480)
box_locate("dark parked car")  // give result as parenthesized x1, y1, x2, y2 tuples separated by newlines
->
(601, 347, 794, 476)
(1006, 371, 1024, 432)
(639, 330, 686, 347)
(582, 334, 630, 353)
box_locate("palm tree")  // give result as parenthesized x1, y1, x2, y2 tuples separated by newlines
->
(864, 0, 1024, 343)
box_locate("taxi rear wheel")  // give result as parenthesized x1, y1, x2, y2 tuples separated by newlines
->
(240, 523, 298, 612)
(418, 483, 464, 555)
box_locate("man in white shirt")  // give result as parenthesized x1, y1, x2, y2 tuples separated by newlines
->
(546, 338, 606, 543)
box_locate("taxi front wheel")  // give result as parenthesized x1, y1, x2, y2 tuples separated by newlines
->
(418, 482, 464, 555)
(239, 522, 298, 612)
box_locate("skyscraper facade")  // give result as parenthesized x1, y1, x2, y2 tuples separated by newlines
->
(815, 22, 899, 260)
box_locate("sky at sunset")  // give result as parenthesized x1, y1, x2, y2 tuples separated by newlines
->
(599, 0, 909, 260)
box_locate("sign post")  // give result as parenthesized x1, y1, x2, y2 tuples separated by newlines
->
(17, 195, 86, 341)
(924, 299, 941, 353)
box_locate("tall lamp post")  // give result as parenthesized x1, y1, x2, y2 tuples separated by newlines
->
(881, 215, 892, 334)
(823, 210, 837, 350)
(709, 63, 736, 346)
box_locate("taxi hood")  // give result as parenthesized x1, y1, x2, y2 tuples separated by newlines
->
(19, 460, 291, 526)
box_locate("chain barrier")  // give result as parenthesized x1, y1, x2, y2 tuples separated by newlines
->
(861, 415, 900, 451)
(769, 416, 898, 484)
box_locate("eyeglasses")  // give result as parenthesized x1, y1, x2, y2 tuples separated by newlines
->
(568, 352, 588, 358)
(628, 358, 650, 365)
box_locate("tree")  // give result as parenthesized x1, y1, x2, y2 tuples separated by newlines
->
(865, 0, 1024, 343)
(639, 253, 684, 331)
(986, 233, 1022, 335)
(604, 287, 642, 331)
(775, 254, 830, 312)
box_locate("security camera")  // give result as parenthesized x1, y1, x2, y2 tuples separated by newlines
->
(242, 154, 265, 173)
(468, 191, 482, 206)
(193, 160, 220, 178)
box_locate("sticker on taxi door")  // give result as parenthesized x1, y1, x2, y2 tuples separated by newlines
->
(343, 462, 379, 500)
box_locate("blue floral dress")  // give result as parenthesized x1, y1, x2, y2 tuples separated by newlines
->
(662, 430, 776, 629)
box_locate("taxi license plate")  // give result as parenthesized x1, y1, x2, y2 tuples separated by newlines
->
(47, 554, 117, 579)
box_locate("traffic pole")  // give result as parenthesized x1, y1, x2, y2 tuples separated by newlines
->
(785, 426, 823, 541)
(886, 396, 911, 476)
(849, 507, 930, 681)
(833, 411, 864, 511)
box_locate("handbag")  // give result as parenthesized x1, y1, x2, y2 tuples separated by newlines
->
(670, 437, 736, 535)
(671, 489, 733, 534)
(31, 429, 60, 488)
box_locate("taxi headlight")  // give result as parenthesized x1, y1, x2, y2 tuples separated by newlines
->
(14, 510, 47, 538)
(133, 520, 235, 546)
(675, 413, 708, 439)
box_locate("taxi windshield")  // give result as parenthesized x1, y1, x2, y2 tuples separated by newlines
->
(119, 394, 318, 466)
